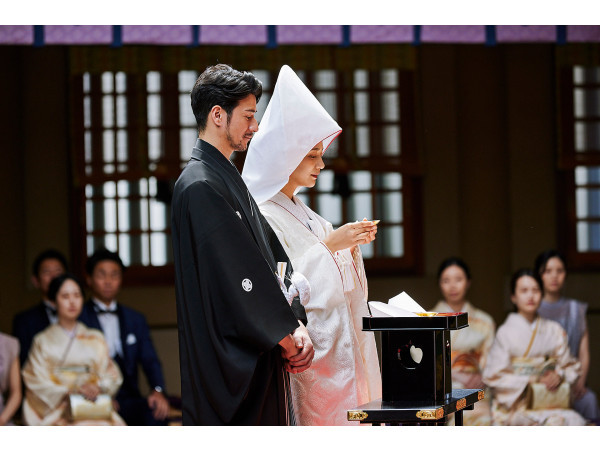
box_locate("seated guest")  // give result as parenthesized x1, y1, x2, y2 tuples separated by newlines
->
(78, 248, 169, 425)
(22, 274, 124, 425)
(534, 249, 599, 422)
(0, 331, 21, 425)
(432, 257, 495, 425)
(482, 269, 585, 425)
(12, 249, 67, 366)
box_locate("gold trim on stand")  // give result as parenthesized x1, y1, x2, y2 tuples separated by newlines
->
(347, 410, 368, 421)
(416, 407, 444, 420)
(456, 398, 467, 410)
(478, 390, 485, 401)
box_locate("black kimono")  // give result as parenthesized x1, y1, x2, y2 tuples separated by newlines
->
(171, 139, 306, 425)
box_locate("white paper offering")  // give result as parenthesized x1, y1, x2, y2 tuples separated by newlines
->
(368, 291, 428, 317)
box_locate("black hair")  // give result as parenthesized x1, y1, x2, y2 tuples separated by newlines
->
(47, 273, 85, 302)
(85, 247, 125, 275)
(534, 249, 567, 277)
(190, 64, 262, 133)
(510, 268, 544, 296)
(437, 257, 471, 281)
(32, 248, 68, 277)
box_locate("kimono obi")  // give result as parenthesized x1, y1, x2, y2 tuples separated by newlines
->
(511, 355, 556, 376)
(51, 365, 98, 389)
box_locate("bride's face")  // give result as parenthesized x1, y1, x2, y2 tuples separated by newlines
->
(288, 142, 325, 189)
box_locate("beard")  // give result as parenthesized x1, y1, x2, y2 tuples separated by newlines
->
(226, 127, 251, 153)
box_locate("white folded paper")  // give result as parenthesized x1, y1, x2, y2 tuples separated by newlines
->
(368, 291, 427, 317)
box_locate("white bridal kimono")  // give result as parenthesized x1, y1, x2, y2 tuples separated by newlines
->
(260, 192, 382, 425)
(482, 313, 585, 425)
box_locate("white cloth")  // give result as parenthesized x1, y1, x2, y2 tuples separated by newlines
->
(92, 298, 122, 358)
(242, 65, 342, 204)
(261, 193, 381, 425)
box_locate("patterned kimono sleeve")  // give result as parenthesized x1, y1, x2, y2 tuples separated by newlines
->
(482, 329, 531, 409)
(21, 336, 69, 411)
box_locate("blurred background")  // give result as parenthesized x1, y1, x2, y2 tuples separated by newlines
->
(1, 24, 599, 397)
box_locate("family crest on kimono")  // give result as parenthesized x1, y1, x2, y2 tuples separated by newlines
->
(482, 269, 586, 426)
(534, 249, 599, 422)
(432, 257, 495, 426)
(21, 274, 125, 426)
(243, 65, 382, 425)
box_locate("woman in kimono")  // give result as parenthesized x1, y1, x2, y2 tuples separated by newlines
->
(482, 269, 585, 425)
(534, 249, 599, 421)
(431, 257, 495, 425)
(22, 274, 125, 426)
(0, 331, 21, 425)
(242, 65, 381, 425)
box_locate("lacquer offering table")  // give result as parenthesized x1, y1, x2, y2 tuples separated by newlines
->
(347, 313, 484, 425)
(347, 388, 484, 425)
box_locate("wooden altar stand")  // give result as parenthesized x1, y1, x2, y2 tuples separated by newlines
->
(347, 312, 483, 425)
(348, 388, 484, 425)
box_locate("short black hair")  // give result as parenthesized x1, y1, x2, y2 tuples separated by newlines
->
(437, 256, 471, 281)
(32, 249, 68, 277)
(47, 273, 85, 302)
(510, 268, 543, 295)
(85, 247, 125, 275)
(534, 249, 566, 277)
(190, 64, 262, 133)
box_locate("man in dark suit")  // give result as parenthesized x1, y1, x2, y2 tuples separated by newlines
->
(78, 247, 170, 426)
(12, 249, 68, 366)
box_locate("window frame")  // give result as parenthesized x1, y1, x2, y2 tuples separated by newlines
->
(557, 66, 600, 270)
(69, 49, 423, 284)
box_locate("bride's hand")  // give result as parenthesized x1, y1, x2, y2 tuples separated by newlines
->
(323, 220, 377, 254)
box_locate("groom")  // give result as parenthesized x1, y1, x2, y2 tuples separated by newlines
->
(171, 64, 314, 425)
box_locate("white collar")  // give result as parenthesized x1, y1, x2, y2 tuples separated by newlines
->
(42, 299, 57, 311)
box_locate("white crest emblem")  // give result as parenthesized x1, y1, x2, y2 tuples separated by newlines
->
(242, 278, 253, 292)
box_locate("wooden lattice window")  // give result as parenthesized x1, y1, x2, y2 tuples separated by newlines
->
(70, 66, 422, 282)
(558, 65, 600, 269)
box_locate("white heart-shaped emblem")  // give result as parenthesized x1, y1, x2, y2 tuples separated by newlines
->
(409, 345, 423, 364)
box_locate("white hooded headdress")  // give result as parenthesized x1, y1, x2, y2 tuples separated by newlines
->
(242, 65, 342, 204)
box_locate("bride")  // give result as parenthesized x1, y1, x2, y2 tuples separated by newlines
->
(243, 65, 381, 425)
